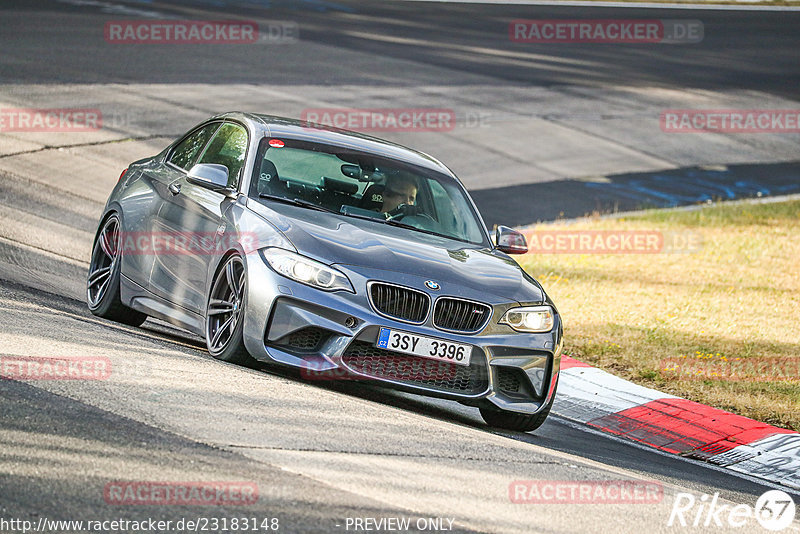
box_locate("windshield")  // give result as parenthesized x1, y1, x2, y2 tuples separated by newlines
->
(248, 137, 489, 246)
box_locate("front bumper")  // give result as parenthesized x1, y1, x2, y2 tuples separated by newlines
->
(241, 254, 562, 415)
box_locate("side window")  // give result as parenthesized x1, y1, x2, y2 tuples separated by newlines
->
(197, 123, 249, 188)
(168, 123, 220, 170)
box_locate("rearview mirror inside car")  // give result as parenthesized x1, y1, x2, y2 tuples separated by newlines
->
(340, 164, 362, 179)
(495, 225, 528, 254)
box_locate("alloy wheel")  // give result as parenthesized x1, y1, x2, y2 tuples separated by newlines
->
(87, 215, 120, 309)
(206, 255, 246, 355)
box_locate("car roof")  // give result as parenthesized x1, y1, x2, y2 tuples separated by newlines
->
(209, 111, 458, 178)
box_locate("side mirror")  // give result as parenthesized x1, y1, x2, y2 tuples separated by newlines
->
(495, 225, 528, 254)
(187, 163, 231, 193)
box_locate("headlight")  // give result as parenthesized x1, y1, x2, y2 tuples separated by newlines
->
(260, 248, 354, 292)
(499, 305, 554, 333)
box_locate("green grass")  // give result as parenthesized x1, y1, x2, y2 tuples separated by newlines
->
(518, 199, 800, 430)
(634, 198, 800, 227)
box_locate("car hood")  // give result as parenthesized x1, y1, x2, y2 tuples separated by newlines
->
(248, 201, 544, 304)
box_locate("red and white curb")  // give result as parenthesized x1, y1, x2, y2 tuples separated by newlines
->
(552, 357, 800, 490)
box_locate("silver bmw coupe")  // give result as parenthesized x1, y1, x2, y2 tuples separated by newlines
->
(87, 112, 562, 431)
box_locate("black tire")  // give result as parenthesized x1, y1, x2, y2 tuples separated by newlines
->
(479, 384, 557, 432)
(87, 213, 147, 327)
(205, 254, 255, 365)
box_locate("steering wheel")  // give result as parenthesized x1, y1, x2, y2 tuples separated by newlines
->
(386, 203, 435, 223)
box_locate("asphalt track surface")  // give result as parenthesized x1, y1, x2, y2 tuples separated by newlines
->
(1, 1, 799, 533)
(3, 0, 800, 226)
(4, 0, 798, 93)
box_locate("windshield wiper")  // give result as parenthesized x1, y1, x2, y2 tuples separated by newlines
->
(258, 194, 339, 214)
(259, 194, 463, 242)
(383, 218, 449, 239)
(336, 208, 454, 240)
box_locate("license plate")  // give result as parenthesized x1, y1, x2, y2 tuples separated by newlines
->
(376, 327, 472, 366)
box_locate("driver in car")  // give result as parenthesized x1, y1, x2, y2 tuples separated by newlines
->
(380, 176, 418, 217)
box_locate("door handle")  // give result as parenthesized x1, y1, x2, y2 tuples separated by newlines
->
(168, 182, 181, 195)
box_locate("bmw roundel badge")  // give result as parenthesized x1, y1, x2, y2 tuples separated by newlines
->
(425, 280, 440, 291)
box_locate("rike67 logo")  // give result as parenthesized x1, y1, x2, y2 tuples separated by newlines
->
(668, 490, 796, 531)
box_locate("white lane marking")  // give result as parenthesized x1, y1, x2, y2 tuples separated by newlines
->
(555, 362, 800, 491)
(721, 434, 800, 490)
(552, 414, 800, 496)
(555, 366, 676, 423)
